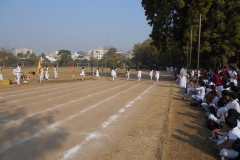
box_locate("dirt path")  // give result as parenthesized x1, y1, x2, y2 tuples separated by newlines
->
(165, 82, 219, 160)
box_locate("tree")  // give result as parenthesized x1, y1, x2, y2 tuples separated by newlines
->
(141, 0, 240, 67)
(26, 53, 38, 66)
(106, 47, 117, 67)
(58, 49, 72, 66)
(17, 53, 24, 59)
(201, 0, 240, 67)
(0, 47, 15, 67)
(40, 53, 46, 59)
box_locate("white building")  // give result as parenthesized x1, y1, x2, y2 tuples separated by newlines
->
(45, 55, 57, 62)
(16, 48, 33, 55)
(87, 47, 107, 60)
(71, 52, 79, 60)
(47, 51, 60, 59)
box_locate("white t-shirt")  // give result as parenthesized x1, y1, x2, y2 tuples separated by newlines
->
(210, 96, 219, 107)
(217, 107, 227, 118)
(225, 100, 240, 113)
(229, 127, 240, 142)
(149, 70, 153, 76)
(196, 86, 205, 96)
(138, 71, 142, 77)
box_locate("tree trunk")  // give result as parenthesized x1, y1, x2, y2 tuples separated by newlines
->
(221, 54, 229, 69)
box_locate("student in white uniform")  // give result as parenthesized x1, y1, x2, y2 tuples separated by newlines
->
(126, 68, 130, 80)
(137, 69, 142, 81)
(0, 67, 3, 80)
(155, 69, 160, 81)
(111, 68, 116, 81)
(149, 69, 153, 80)
(230, 67, 238, 86)
(39, 64, 44, 83)
(214, 116, 240, 159)
(191, 81, 206, 102)
(45, 65, 49, 80)
(80, 67, 85, 81)
(16, 63, 22, 84)
(95, 67, 100, 78)
(54, 65, 58, 79)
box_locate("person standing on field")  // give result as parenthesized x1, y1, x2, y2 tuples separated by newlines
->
(16, 63, 22, 84)
(0, 67, 3, 80)
(80, 67, 85, 80)
(126, 68, 130, 80)
(137, 69, 142, 81)
(155, 69, 160, 81)
(95, 67, 100, 78)
(111, 67, 116, 81)
(149, 69, 153, 80)
(54, 65, 58, 79)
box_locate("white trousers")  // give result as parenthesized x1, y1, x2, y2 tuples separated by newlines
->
(219, 148, 239, 159)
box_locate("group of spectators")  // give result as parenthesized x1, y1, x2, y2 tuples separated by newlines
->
(174, 66, 240, 159)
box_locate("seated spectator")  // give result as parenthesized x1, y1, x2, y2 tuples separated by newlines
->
(202, 91, 219, 112)
(187, 80, 196, 95)
(225, 92, 240, 114)
(192, 81, 206, 102)
(213, 116, 240, 159)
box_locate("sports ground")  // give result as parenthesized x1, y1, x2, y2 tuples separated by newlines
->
(0, 67, 219, 160)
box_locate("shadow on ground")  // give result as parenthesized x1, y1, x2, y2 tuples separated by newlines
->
(0, 103, 69, 160)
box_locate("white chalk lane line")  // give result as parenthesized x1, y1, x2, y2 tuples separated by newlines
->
(60, 83, 155, 160)
(0, 81, 132, 128)
(0, 80, 109, 105)
(0, 82, 140, 154)
(0, 79, 104, 99)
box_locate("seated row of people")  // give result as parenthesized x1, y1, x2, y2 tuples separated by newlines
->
(180, 66, 240, 159)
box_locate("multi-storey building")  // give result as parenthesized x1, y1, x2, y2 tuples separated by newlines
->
(16, 48, 33, 55)
(87, 47, 107, 60)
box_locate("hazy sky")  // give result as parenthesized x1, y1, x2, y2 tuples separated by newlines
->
(0, 0, 152, 55)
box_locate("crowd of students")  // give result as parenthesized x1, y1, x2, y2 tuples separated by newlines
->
(174, 66, 240, 159)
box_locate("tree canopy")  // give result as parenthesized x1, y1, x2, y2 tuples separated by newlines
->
(141, 0, 240, 67)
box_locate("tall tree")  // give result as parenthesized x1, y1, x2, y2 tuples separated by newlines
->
(106, 47, 117, 67)
(58, 49, 72, 66)
(0, 47, 14, 67)
(142, 0, 240, 67)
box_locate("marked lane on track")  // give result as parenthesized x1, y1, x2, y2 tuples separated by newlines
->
(0, 81, 133, 128)
(0, 80, 107, 102)
(60, 82, 156, 160)
(0, 82, 141, 155)
(0, 80, 109, 106)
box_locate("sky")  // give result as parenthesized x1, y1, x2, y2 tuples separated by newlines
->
(0, 0, 152, 55)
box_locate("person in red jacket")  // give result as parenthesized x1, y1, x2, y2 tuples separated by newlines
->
(213, 68, 223, 98)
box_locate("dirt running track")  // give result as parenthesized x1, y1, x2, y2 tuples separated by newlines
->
(0, 71, 173, 160)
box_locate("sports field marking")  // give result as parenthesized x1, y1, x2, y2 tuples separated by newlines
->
(0, 80, 109, 104)
(0, 82, 132, 127)
(0, 80, 97, 98)
(61, 83, 155, 159)
(0, 83, 139, 154)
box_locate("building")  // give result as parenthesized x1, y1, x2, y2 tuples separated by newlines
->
(87, 47, 107, 60)
(48, 51, 60, 59)
(45, 55, 57, 62)
(16, 48, 33, 55)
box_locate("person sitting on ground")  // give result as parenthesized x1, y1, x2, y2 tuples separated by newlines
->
(208, 98, 228, 125)
(191, 81, 206, 102)
(205, 85, 217, 104)
(209, 108, 239, 143)
(186, 80, 196, 95)
(225, 92, 240, 114)
(202, 91, 219, 113)
(213, 116, 240, 159)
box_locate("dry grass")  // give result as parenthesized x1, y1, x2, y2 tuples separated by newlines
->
(0, 66, 136, 85)
(165, 82, 219, 160)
